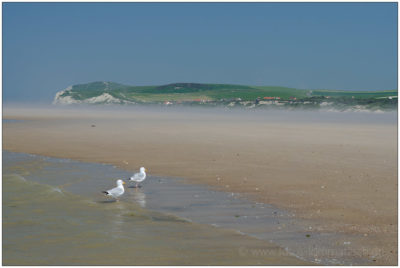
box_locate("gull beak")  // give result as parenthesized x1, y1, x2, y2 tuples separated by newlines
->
(123, 181, 126, 185)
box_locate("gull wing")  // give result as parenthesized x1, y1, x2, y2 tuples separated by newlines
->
(130, 172, 145, 182)
(107, 186, 124, 197)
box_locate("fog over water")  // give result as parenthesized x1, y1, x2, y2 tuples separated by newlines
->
(3, 103, 397, 125)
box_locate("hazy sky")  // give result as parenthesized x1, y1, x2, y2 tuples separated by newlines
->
(3, 2, 397, 102)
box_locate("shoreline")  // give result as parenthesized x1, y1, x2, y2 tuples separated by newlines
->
(1, 150, 373, 265)
(3, 106, 397, 265)
(4, 151, 313, 266)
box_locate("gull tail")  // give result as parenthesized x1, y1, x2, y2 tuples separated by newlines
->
(102, 191, 109, 195)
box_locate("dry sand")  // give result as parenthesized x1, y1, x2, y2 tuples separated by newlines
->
(3, 106, 398, 265)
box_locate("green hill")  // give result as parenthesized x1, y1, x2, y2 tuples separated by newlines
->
(53, 81, 397, 108)
(55, 81, 312, 103)
(310, 89, 397, 98)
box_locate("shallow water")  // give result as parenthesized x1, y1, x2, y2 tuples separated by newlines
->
(4, 151, 309, 265)
(2, 119, 22, 123)
(3, 151, 371, 265)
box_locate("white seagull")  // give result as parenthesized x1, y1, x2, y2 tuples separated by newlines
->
(129, 167, 147, 188)
(102, 179, 125, 200)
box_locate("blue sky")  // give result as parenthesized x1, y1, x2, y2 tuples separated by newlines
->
(3, 2, 397, 102)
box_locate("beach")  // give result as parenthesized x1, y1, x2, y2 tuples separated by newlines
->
(4, 151, 313, 265)
(3, 105, 397, 265)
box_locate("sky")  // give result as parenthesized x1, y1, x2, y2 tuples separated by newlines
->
(3, 2, 398, 103)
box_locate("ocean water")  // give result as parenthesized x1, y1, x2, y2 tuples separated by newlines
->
(3, 151, 370, 265)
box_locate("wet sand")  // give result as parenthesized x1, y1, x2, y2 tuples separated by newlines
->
(3, 106, 398, 265)
(4, 151, 310, 265)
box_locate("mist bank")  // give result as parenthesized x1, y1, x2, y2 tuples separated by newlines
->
(3, 103, 397, 126)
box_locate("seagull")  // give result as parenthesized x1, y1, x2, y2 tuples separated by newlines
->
(129, 167, 147, 188)
(102, 179, 125, 200)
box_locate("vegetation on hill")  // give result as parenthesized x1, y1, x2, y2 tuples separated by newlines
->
(54, 81, 397, 111)
(59, 82, 312, 102)
(311, 89, 397, 98)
